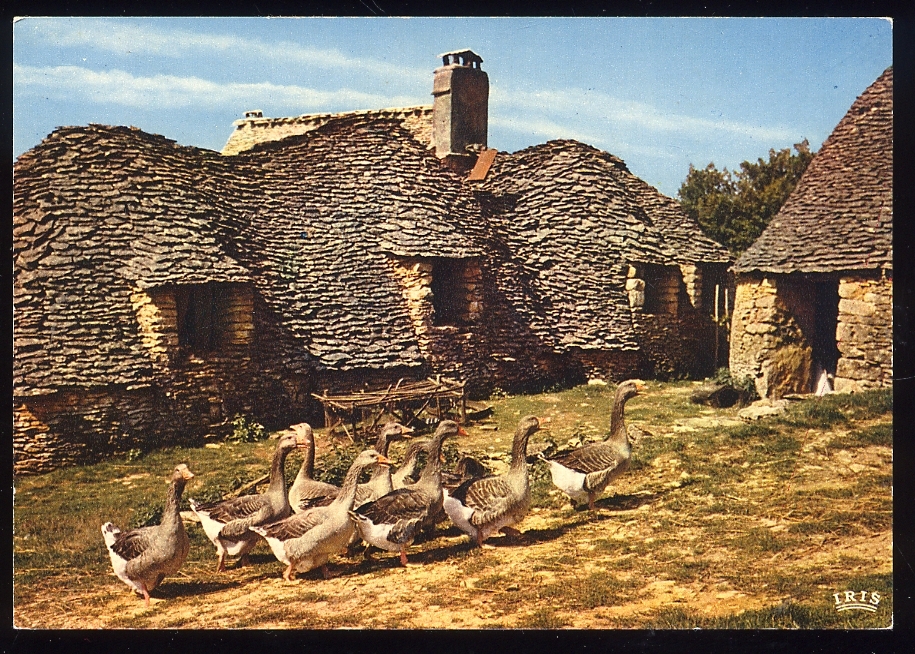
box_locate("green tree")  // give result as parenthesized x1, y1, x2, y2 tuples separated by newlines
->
(678, 140, 814, 254)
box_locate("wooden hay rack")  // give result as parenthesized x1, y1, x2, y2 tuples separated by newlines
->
(312, 376, 467, 442)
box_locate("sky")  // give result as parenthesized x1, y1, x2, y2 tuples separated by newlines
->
(12, 17, 892, 197)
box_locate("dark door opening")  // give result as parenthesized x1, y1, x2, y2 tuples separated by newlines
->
(430, 258, 467, 326)
(812, 281, 840, 378)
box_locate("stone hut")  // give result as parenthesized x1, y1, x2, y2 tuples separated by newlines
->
(729, 67, 892, 398)
(14, 49, 731, 474)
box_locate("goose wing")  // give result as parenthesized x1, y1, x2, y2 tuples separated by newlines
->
(582, 458, 626, 492)
(356, 488, 430, 524)
(295, 494, 336, 511)
(453, 475, 515, 527)
(355, 489, 427, 546)
(110, 525, 156, 562)
(291, 481, 338, 510)
(196, 494, 275, 539)
(553, 443, 623, 475)
(259, 508, 329, 541)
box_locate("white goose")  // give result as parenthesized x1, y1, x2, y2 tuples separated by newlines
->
(288, 423, 339, 513)
(252, 449, 391, 581)
(539, 379, 644, 510)
(391, 438, 431, 490)
(352, 422, 413, 508)
(189, 430, 306, 572)
(443, 416, 542, 547)
(101, 464, 195, 606)
(350, 421, 464, 566)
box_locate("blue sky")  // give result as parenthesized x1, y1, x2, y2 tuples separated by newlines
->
(13, 17, 892, 197)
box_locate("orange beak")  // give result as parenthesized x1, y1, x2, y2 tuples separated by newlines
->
(376, 455, 393, 467)
(458, 426, 469, 437)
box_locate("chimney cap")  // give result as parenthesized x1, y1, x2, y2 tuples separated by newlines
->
(244, 110, 264, 119)
(438, 50, 483, 68)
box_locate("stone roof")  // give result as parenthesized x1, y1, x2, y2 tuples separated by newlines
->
(623, 173, 732, 265)
(226, 117, 482, 372)
(221, 105, 433, 156)
(14, 125, 251, 395)
(14, 117, 733, 394)
(475, 141, 645, 352)
(735, 67, 892, 274)
(13, 119, 478, 394)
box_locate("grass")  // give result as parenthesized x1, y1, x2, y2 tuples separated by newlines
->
(13, 381, 893, 629)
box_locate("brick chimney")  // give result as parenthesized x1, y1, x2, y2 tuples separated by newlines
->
(432, 50, 489, 165)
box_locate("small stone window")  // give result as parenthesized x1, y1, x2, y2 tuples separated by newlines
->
(430, 258, 482, 327)
(175, 283, 230, 352)
(633, 264, 680, 316)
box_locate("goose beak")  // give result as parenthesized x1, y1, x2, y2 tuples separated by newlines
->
(401, 425, 415, 436)
(539, 416, 552, 425)
(634, 380, 647, 392)
(376, 455, 393, 467)
(182, 469, 195, 480)
(457, 426, 469, 437)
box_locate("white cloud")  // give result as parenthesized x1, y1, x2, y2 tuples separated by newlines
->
(23, 19, 429, 84)
(492, 86, 798, 144)
(14, 63, 422, 112)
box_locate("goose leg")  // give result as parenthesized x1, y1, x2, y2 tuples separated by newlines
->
(321, 564, 331, 580)
(500, 526, 521, 538)
(216, 552, 227, 573)
(588, 493, 596, 511)
(236, 553, 251, 569)
(476, 531, 485, 549)
(140, 583, 150, 607)
(399, 545, 408, 567)
(283, 563, 296, 582)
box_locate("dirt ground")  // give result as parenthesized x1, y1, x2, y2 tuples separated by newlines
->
(13, 383, 893, 629)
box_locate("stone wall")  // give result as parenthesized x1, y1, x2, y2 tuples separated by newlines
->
(14, 388, 161, 475)
(14, 283, 272, 475)
(626, 264, 714, 378)
(729, 275, 814, 398)
(834, 273, 893, 392)
(730, 272, 892, 398)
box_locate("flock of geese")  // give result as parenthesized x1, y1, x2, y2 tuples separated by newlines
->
(102, 380, 644, 605)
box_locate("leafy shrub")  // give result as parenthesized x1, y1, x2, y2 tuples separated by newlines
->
(227, 414, 267, 443)
(711, 367, 759, 402)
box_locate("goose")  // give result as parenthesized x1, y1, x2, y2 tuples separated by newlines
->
(391, 438, 431, 490)
(251, 449, 391, 581)
(190, 430, 306, 572)
(539, 379, 645, 510)
(349, 421, 465, 566)
(442, 455, 488, 491)
(443, 415, 542, 547)
(288, 423, 339, 513)
(101, 464, 195, 606)
(352, 422, 413, 508)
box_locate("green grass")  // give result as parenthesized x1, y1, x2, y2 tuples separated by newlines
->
(516, 607, 570, 629)
(539, 570, 639, 609)
(828, 422, 893, 449)
(651, 571, 892, 629)
(13, 381, 894, 629)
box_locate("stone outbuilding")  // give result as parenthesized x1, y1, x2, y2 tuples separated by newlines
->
(729, 67, 892, 398)
(14, 49, 731, 474)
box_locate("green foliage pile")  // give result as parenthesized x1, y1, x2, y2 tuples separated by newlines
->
(678, 140, 815, 254)
(226, 414, 267, 443)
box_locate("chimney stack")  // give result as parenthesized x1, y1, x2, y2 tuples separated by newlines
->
(432, 50, 489, 164)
